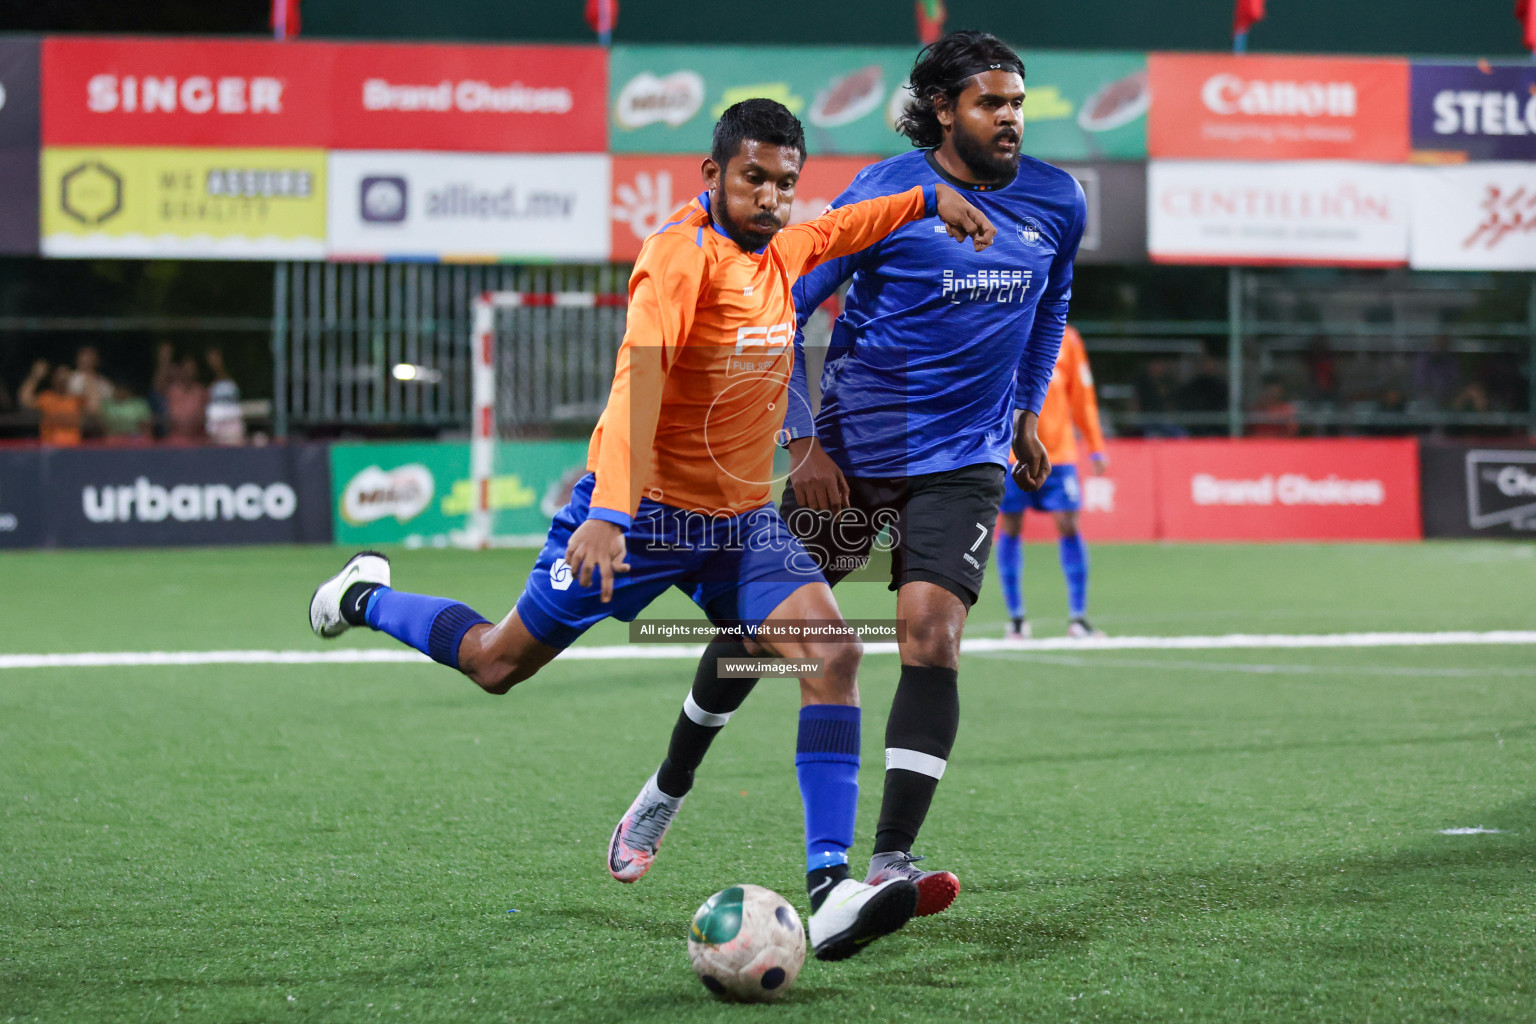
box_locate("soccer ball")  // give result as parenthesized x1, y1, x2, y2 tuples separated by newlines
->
(688, 884, 806, 1002)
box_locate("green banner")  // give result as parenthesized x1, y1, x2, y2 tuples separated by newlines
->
(609, 46, 1147, 160)
(330, 440, 590, 546)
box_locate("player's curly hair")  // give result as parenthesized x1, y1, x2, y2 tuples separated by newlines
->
(712, 98, 807, 169)
(897, 30, 1025, 150)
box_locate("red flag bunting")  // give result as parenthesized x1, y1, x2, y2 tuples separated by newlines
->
(1518, 0, 1536, 53)
(1233, 0, 1266, 36)
(586, 0, 619, 35)
(915, 0, 946, 46)
(271, 0, 301, 39)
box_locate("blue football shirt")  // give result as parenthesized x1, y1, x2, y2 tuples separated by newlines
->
(784, 149, 1086, 478)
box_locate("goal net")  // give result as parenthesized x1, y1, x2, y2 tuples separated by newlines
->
(459, 290, 627, 549)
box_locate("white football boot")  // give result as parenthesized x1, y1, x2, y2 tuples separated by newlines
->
(309, 551, 391, 639)
(807, 877, 918, 962)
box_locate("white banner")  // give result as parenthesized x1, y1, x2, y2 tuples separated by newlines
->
(327, 152, 611, 261)
(1409, 162, 1536, 270)
(1149, 161, 1410, 266)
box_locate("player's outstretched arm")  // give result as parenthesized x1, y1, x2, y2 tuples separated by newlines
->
(777, 184, 994, 277)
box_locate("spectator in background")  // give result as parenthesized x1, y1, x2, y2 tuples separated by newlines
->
(1304, 335, 1338, 405)
(204, 348, 245, 445)
(162, 356, 207, 442)
(1174, 354, 1229, 436)
(1249, 377, 1299, 438)
(1413, 335, 1460, 410)
(1131, 358, 1186, 438)
(68, 345, 114, 416)
(149, 342, 176, 436)
(99, 384, 154, 443)
(0, 372, 14, 415)
(19, 360, 84, 446)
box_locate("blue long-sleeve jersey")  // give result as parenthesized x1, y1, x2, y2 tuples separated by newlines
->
(784, 149, 1086, 478)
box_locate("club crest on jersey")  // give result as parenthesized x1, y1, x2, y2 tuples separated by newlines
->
(941, 268, 1032, 304)
(1017, 218, 1042, 246)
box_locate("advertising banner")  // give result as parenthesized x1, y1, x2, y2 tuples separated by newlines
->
(1408, 162, 1536, 270)
(1052, 160, 1147, 264)
(42, 37, 333, 148)
(610, 154, 875, 261)
(330, 439, 590, 546)
(1411, 62, 1536, 162)
(42, 444, 332, 548)
(1017, 441, 1158, 542)
(1154, 438, 1421, 541)
(1420, 442, 1536, 537)
(1148, 54, 1410, 162)
(610, 46, 1147, 160)
(0, 450, 44, 549)
(327, 151, 610, 261)
(41, 146, 327, 258)
(0, 38, 40, 255)
(1149, 161, 1410, 266)
(612, 156, 1146, 264)
(328, 42, 607, 153)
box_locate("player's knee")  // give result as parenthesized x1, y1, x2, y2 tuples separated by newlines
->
(904, 616, 962, 669)
(820, 636, 863, 685)
(472, 655, 540, 695)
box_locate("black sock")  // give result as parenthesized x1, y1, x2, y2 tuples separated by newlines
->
(807, 863, 850, 911)
(874, 664, 960, 855)
(654, 636, 760, 798)
(341, 582, 381, 626)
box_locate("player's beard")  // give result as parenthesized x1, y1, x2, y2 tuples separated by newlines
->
(951, 122, 1022, 183)
(713, 190, 782, 252)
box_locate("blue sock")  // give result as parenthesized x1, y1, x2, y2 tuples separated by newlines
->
(795, 704, 861, 874)
(1058, 533, 1090, 619)
(364, 587, 490, 670)
(995, 531, 1024, 621)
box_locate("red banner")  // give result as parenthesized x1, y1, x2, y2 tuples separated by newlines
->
(328, 43, 606, 153)
(610, 154, 875, 261)
(1154, 438, 1421, 541)
(43, 37, 607, 152)
(1148, 53, 1410, 162)
(42, 37, 334, 147)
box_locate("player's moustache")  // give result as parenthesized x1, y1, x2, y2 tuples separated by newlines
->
(994, 129, 1020, 145)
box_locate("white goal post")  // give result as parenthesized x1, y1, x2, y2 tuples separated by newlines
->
(464, 290, 627, 549)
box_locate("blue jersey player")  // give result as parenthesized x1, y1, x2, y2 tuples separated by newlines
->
(612, 32, 1086, 918)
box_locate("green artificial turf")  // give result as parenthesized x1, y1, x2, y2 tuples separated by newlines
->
(1, 542, 1534, 1022)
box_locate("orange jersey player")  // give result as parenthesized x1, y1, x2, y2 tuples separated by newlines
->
(307, 99, 995, 963)
(996, 324, 1110, 639)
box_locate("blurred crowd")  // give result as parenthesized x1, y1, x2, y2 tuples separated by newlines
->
(1124, 336, 1529, 438)
(0, 344, 245, 446)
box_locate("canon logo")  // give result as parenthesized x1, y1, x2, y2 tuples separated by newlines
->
(1495, 465, 1536, 497)
(82, 477, 296, 524)
(361, 78, 573, 115)
(1191, 473, 1385, 507)
(1201, 74, 1357, 118)
(87, 74, 284, 115)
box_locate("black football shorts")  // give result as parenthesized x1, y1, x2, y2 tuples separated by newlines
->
(778, 462, 1006, 609)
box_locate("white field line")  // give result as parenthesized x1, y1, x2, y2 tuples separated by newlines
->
(972, 653, 1536, 678)
(2, 630, 1535, 670)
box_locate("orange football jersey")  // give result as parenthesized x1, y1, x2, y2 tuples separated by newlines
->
(588, 184, 932, 523)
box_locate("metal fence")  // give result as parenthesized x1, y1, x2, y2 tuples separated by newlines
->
(271, 262, 1536, 440)
(271, 262, 628, 437)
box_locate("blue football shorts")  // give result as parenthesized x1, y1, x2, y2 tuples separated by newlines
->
(515, 473, 826, 649)
(1000, 463, 1081, 515)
